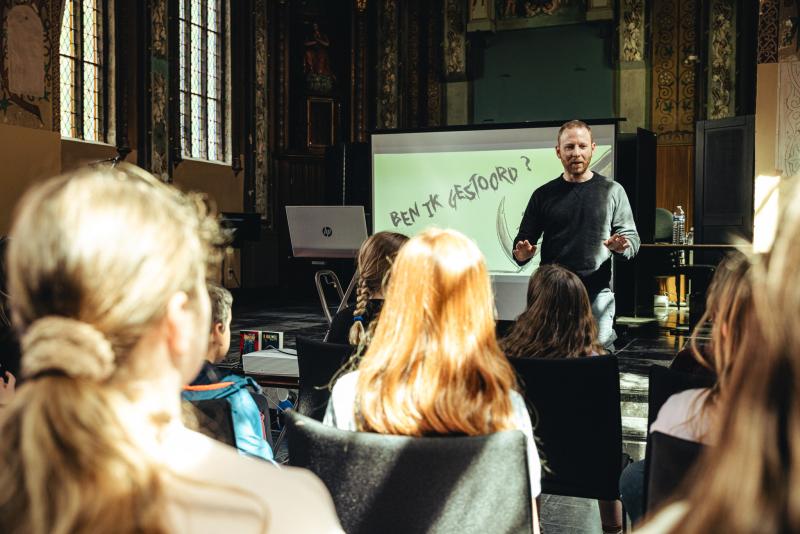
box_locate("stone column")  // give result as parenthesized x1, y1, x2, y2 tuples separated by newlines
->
(618, 0, 647, 133)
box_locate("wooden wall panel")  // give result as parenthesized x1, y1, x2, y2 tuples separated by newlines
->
(655, 144, 694, 225)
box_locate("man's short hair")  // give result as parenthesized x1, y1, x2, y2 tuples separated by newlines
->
(208, 282, 233, 330)
(557, 120, 593, 144)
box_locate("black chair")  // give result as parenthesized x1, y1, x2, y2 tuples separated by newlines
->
(643, 364, 714, 510)
(186, 398, 237, 448)
(646, 364, 715, 432)
(295, 336, 354, 421)
(510, 355, 626, 501)
(646, 431, 705, 513)
(286, 411, 533, 534)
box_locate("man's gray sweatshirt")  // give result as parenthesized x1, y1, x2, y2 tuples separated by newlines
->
(512, 173, 640, 296)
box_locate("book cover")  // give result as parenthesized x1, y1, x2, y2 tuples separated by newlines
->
(239, 330, 261, 355)
(261, 330, 284, 350)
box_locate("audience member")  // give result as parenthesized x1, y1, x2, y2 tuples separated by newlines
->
(502, 263, 605, 359)
(0, 237, 20, 402)
(324, 228, 542, 533)
(0, 370, 14, 410)
(668, 251, 748, 378)
(638, 191, 800, 532)
(183, 282, 274, 462)
(191, 282, 235, 384)
(651, 254, 752, 443)
(502, 263, 621, 533)
(326, 231, 407, 348)
(0, 165, 342, 533)
(620, 253, 752, 525)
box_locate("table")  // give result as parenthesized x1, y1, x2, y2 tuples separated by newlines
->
(618, 243, 751, 326)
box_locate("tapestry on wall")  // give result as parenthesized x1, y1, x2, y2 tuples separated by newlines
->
(778, 61, 800, 177)
(0, 0, 57, 130)
(254, 0, 269, 221)
(150, 0, 169, 182)
(650, 0, 697, 144)
(778, 0, 799, 62)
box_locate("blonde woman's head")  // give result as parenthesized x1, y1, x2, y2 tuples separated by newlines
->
(0, 164, 223, 534)
(7, 164, 221, 384)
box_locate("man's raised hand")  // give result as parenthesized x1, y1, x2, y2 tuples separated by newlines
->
(603, 234, 630, 253)
(513, 239, 537, 262)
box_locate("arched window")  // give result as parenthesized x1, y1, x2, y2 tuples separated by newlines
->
(59, 0, 109, 141)
(178, 0, 228, 162)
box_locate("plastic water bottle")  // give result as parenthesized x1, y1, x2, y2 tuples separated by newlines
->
(672, 206, 686, 245)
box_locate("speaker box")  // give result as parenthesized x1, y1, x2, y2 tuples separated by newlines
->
(613, 128, 657, 316)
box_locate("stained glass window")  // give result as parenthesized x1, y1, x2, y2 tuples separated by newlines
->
(59, 0, 106, 141)
(179, 0, 226, 161)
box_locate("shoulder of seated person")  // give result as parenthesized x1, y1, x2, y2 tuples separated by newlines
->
(664, 387, 709, 406)
(172, 428, 337, 503)
(635, 502, 688, 533)
(652, 388, 710, 430)
(509, 389, 526, 405)
(332, 369, 359, 389)
(171, 430, 343, 532)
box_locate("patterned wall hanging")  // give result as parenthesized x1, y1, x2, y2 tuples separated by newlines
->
(778, 61, 800, 176)
(150, 0, 169, 182)
(651, 0, 697, 144)
(708, 0, 735, 119)
(1, 0, 57, 130)
(621, 0, 645, 63)
(779, 0, 799, 62)
(253, 0, 269, 220)
(758, 0, 779, 63)
(377, 0, 398, 129)
(444, 0, 465, 81)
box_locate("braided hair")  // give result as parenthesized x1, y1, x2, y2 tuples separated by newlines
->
(348, 232, 408, 349)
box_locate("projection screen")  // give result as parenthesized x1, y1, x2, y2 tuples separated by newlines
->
(372, 122, 616, 320)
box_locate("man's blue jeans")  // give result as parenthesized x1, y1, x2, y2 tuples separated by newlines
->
(591, 288, 617, 351)
(620, 459, 646, 525)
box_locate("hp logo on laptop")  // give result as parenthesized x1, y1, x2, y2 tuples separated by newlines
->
(322, 226, 333, 237)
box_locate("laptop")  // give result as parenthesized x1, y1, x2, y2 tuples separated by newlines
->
(285, 206, 368, 258)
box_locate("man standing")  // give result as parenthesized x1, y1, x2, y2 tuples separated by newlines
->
(512, 120, 640, 350)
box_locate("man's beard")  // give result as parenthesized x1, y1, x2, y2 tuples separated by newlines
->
(566, 159, 590, 175)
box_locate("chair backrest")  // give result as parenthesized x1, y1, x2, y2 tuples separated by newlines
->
(643, 364, 714, 508)
(646, 431, 705, 513)
(295, 336, 354, 421)
(654, 207, 673, 242)
(510, 355, 623, 500)
(286, 411, 533, 534)
(647, 364, 715, 431)
(187, 398, 237, 447)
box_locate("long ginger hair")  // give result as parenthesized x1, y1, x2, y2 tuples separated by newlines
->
(354, 228, 518, 436)
(502, 264, 603, 359)
(348, 231, 408, 347)
(0, 164, 222, 534)
(652, 185, 800, 533)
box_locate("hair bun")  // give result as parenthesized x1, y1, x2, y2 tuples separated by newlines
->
(21, 316, 115, 381)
